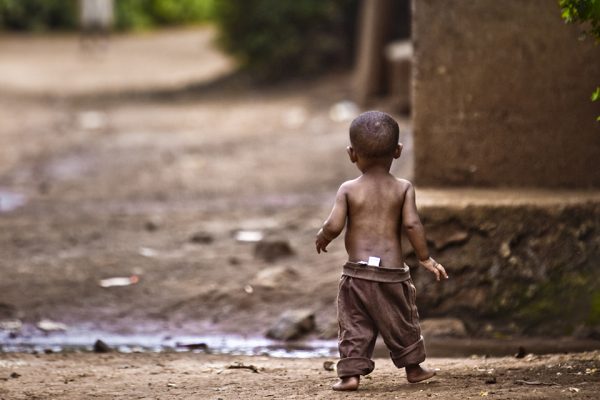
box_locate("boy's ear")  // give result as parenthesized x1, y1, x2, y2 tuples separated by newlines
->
(346, 146, 358, 163)
(394, 143, 403, 159)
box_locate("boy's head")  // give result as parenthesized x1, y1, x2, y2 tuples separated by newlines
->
(349, 111, 399, 158)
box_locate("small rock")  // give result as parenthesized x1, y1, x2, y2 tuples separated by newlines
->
(323, 361, 336, 372)
(144, 220, 160, 232)
(499, 241, 511, 258)
(36, 319, 68, 332)
(266, 309, 316, 341)
(175, 342, 209, 351)
(10, 372, 20, 379)
(254, 240, 294, 262)
(250, 266, 298, 289)
(485, 376, 497, 384)
(166, 382, 177, 388)
(93, 339, 111, 353)
(0, 319, 22, 333)
(189, 232, 214, 244)
(420, 318, 467, 337)
(515, 346, 527, 359)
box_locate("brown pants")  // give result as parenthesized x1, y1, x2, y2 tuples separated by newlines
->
(336, 263, 426, 377)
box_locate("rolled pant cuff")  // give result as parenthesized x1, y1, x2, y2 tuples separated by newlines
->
(336, 357, 375, 377)
(390, 336, 426, 368)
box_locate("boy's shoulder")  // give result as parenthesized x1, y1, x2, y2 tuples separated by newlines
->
(337, 177, 360, 192)
(395, 177, 413, 190)
(338, 176, 413, 194)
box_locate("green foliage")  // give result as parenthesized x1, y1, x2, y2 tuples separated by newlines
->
(0, 0, 77, 31)
(559, 0, 600, 41)
(592, 86, 600, 101)
(115, 0, 216, 31)
(0, 0, 216, 31)
(559, 1, 600, 120)
(213, 0, 358, 80)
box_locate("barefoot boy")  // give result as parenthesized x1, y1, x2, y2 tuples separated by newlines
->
(316, 111, 448, 391)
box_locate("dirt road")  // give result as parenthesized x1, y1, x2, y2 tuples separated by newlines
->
(1, 352, 598, 399)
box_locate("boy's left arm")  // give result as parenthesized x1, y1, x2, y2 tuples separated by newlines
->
(316, 185, 348, 253)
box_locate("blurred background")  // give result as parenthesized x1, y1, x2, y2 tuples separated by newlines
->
(0, 0, 599, 355)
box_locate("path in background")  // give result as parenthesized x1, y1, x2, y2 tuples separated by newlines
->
(0, 27, 233, 96)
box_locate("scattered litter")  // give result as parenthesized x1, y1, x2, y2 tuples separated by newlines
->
(166, 382, 177, 388)
(254, 240, 295, 262)
(138, 247, 158, 257)
(78, 110, 107, 131)
(175, 342, 209, 352)
(36, 319, 68, 332)
(0, 190, 26, 213)
(585, 368, 596, 374)
(329, 101, 359, 122)
(323, 361, 336, 372)
(514, 380, 557, 386)
(244, 285, 254, 294)
(235, 230, 264, 242)
(189, 232, 214, 244)
(479, 391, 489, 397)
(0, 319, 22, 332)
(568, 387, 581, 393)
(93, 339, 112, 353)
(99, 275, 139, 288)
(226, 362, 259, 373)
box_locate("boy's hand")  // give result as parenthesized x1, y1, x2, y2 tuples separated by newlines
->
(419, 257, 449, 281)
(315, 229, 332, 254)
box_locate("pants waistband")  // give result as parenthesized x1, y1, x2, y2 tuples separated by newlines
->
(342, 262, 411, 283)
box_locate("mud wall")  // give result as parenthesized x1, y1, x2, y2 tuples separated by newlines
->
(412, 0, 600, 188)
(406, 202, 600, 336)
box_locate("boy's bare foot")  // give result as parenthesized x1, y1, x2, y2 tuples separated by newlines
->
(332, 375, 360, 391)
(405, 364, 436, 383)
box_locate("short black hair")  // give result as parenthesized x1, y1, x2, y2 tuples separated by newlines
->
(349, 111, 399, 158)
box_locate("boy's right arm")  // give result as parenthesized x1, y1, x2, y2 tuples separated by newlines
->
(316, 184, 348, 254)
(402, 182, 449, 281)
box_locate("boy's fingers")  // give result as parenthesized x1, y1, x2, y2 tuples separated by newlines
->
(438, 264, 449, 279)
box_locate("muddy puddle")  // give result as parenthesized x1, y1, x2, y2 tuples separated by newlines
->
(0, 189, 26, 212)
(0, 328, 338, 358)
(2, 327, 598, 358)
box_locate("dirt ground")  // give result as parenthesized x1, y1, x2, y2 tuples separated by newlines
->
(0, 27, 414, 337)
(0, 27, 598, 399)
(1, 352, 599, 399)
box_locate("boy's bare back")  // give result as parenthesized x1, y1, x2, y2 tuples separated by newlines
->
(316, 110, 448, 280)
(327, 173, 412, 268)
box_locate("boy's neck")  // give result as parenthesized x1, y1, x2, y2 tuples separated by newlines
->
(357, 157, 393, 175)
